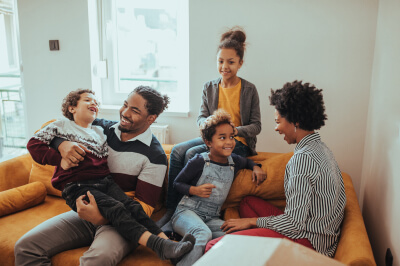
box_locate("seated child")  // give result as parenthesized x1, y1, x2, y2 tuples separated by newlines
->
(170, 109, 267, 266)
(27, 89, 195, 262)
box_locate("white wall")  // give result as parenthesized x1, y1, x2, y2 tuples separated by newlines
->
(360, 0, 400, 264)
(156, 0, 378, 201)
(17, 0, 92, 135)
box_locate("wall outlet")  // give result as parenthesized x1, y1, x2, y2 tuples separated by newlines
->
(49, 40, 60, 51)
(385, 248, 393, 266)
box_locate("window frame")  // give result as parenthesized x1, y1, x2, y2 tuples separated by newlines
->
(95, 0, 189, 116)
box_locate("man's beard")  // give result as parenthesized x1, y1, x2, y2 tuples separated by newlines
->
(118, 125, 133, 133)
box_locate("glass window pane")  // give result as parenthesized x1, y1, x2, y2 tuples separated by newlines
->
(115, 0, 178, 94)
(99, 0, 188, 113)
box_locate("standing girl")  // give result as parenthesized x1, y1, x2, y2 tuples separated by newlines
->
(157, 27, 262, 227)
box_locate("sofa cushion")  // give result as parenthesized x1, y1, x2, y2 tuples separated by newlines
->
(0, 196, 71, 266)
(0, 181, 47, 217)
(29, 161, 61, 197)
(247, 152, 285, 163)
(51, 245, 172, 266)
(27, 119, 62, 197)
(222, 152, 293, 211)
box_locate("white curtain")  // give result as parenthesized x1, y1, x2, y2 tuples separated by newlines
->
(0, 0, 13, 15)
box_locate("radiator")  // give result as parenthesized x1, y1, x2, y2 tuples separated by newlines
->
(150, 124, 169, 144)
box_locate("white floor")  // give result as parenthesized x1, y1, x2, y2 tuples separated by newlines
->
(0, 147, 28, 163)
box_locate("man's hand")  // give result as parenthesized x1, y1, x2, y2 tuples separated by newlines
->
(252, 166, 267, 186)
(189, 183, 216, 198)
(220, 218, 257, 234)
(76, 191, 108, 225)
(58, 141, 90, 168)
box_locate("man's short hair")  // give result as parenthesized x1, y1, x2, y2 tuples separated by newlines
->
(132, 86, 170, 116)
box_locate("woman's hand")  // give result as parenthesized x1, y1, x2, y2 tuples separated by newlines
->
(189, 183, 216, 198)
(230, 122, 239, 136)
(58, 141, 90, 168)
(76, 191, 108, 225)
(220, 218, 258, 234)
(252, 166, 267, 186)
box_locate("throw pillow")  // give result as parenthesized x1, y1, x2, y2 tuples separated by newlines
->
(0, 181, 47, 217)
(29, 160, 61, 197)
(222, 152, 293, 211)
(28, 119, 61, 197)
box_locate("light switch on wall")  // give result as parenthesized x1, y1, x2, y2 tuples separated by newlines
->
(49, 40, 59, 51)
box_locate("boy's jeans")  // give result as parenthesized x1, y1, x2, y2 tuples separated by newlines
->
(62, 176, 162, 243)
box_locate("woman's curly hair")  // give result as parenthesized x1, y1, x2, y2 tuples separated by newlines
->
(269, 81, 327, 131)
(62, 89, 96, 121)
(200, 109, 234, 143)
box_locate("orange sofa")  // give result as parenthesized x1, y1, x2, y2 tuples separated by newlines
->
(0, 146, 375, 266)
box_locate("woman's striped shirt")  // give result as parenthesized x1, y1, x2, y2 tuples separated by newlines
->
(256, 133, 346, 257)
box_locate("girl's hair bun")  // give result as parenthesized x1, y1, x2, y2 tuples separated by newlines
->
(218, 26, 247, 60)
(220, 26, 246, 44)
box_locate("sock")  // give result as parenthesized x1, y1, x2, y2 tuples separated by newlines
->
(146, 234, 194, 260)
(170, 234, 196, 265)
(155, 208, 175, 228)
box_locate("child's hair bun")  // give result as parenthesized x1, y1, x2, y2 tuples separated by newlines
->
(218, 26, 247, 60)
(220, 27, 246, 45)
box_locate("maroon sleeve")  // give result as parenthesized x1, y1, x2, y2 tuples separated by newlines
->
(27, 138, 62, 166)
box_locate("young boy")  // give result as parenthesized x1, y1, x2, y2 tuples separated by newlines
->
(170, 109, 266, 266)
(27, 89, 195, 262)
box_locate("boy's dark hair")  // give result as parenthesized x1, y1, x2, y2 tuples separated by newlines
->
(218, 26, 246, 61)
(62, 89, 95, 121)
(131, 86, 170, 116)
(200, 109, 234, 143)
(269, 80, 327, 131)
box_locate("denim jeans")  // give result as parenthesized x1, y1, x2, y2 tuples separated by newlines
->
(171, 208, 225, 266)
(170, 152, 234, 266)
(233, 139, 251, 158)
(166, 137, 206, 210)
(166, 138, 251, 210)
(62, 176, 162, 244)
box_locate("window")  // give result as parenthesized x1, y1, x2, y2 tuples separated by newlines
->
(0, 2, 19, 74)
(98, 0, 189, 114)
(0, 0, 27, 161)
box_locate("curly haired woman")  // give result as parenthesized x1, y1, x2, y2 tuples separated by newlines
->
(206, 80, 347, 258)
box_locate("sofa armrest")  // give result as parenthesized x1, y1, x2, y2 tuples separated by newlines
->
(0, 153, 33, 192)
(334, 173, 376, 266)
